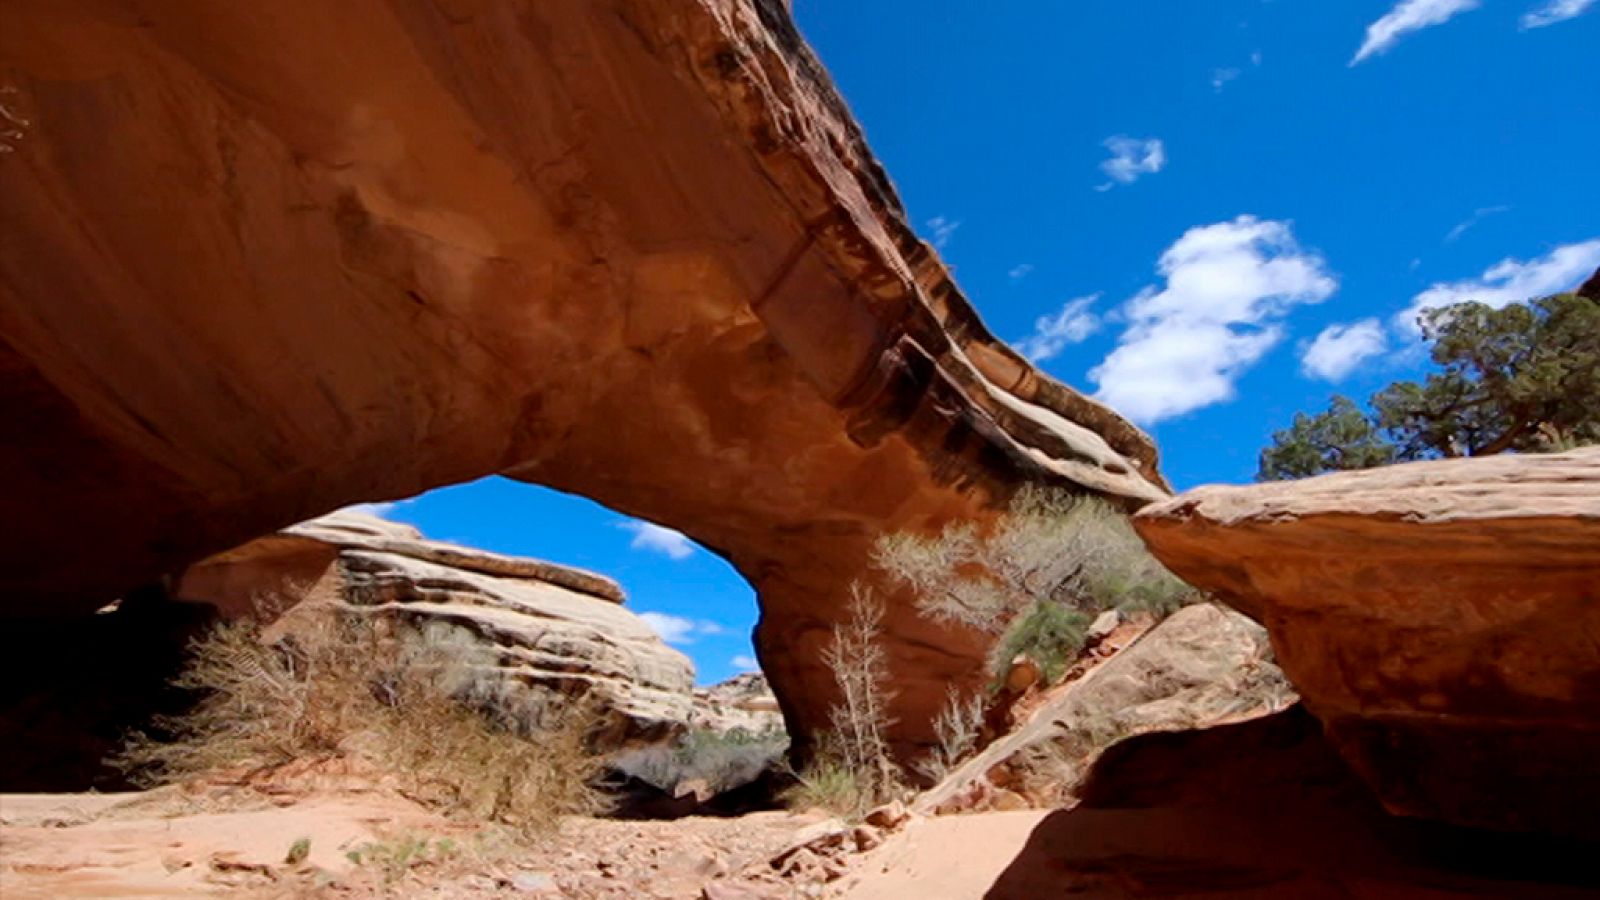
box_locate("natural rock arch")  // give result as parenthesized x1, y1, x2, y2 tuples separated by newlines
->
(0, 0, 1164, 750)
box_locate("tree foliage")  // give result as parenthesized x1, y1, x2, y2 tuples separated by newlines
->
(1260, 291, 1600, 481)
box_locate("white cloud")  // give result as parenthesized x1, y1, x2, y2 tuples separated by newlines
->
(1008, 263, 1034, 282)
(639, 611, 725, 646)
(1351, 0, 1479, 65)
(926, 216, 961, 250)
(1097, 136, 1166, 189)
(1521, 0, 1597, 28)
(730, 654, 760, 672)
(1396, 238, 1600, 332)
(1090, 216, 1337, 424)
(1014, 294, 1101, 362)
(619, 520, 695, 560)
(1444, 205, 1511, 243)
(1301, 319, 1388, 381)
(1211, 67, 1242, 92)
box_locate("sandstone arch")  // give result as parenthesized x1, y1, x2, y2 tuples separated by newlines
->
(0, 0, 1164, 748)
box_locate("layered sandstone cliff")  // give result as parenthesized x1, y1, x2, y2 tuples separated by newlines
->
(177, 511, 696, 744)
(1135, 448, 1600, 837)
(0, 0, 1162, 748)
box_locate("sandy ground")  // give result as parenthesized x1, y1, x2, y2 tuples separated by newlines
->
(0, 784, 829, 899)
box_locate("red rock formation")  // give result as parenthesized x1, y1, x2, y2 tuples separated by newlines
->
(1135, 448, 1600, 837)
(0, 0, 1162, 751)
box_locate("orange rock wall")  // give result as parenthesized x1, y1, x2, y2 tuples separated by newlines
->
(0, 0, 1163, 750)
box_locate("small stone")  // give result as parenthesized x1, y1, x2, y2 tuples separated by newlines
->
(990, 789, 1030, 812)
(850, 824, 882, 852)
(1087, 609, 1121, 643)
(863, 801, 909, 830)
(511, 870, 560, 894)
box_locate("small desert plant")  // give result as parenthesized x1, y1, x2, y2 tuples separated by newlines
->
(878, 488, 1196, 685)
(113, 602, 605, 841)
(285, 837, 311, 865)
(346, 834, 459, 885)
(782, 738, 876, 817)
(783, 587, 904, 818)
(989, 601, 1091, 686)
(610, 725, 789, 796)
(913, 686, 986, 783)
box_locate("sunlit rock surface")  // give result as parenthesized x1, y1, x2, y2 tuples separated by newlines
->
(1136, 448, 1600, 836)
(0, 0, 1163, 748)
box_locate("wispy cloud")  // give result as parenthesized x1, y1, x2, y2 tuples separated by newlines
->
(926, 216, 961, 250)
(1301, 319, 1388, 381)
(1351, 0, 1479, 65)
(1014, 295, 1101, 362)
(638, 611, 725, 646)
(1521, 0, 1597, 28)
(1096, 136, 1166, 190)
(1211, 67, 1242, 92)
(1444, 205, 1511, 243)
(619, 520, 696, 560)
(730, 654, 760, 671)
(1089, 216, 1337, 424)
(1008, 263, 1035, 282)
(1395, 238, 1600, 332)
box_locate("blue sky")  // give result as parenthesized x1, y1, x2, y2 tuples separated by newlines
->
(379, 0, 1598, 684)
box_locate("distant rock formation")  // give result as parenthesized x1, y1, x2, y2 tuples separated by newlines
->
(690, 672, 785, 736)
(1135, 448, 1600, 837)
(178, 511, 696, 745)
(0, 0, 1164, 751)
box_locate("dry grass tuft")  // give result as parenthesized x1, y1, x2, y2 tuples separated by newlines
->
(113, 603, 605, 841)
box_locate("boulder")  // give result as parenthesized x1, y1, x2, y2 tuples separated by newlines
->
(1134, 447, 1600, 837)
(915, 603, 1295, 814)
(0, 0, 1164, 752)
(177, 511, 696, 744)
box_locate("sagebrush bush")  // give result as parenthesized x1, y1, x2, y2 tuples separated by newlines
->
(990, 601, 1090, 686)
(878, 488, 1196, 686)
(113, 603, 605, 840)
(912, 686, 986, 783)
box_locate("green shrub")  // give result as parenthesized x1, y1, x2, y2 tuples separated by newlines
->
(877, 488, 1197, 685)
(989, 601, 1090, 685)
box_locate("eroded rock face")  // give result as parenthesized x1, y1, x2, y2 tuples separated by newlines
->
(1135, 448, 1600, 837)
(691, 672, 785, 736)
(0, 0, 1162, 749)
(915, 603, 1294, 815)
(177, 511, 696, 744)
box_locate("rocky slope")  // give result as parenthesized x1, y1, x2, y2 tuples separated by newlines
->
(0, 0, 1163, 752)
(177, 511, 696, 744)
(915, 603, 1295, 815)
(1135, 447, 1600, 837)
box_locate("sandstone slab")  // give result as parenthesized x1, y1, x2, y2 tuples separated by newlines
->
(1135, 448, 1600, 836)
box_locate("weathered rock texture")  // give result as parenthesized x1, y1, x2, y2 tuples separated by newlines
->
(1135, 448, 1600, 837)
(690, 672, 785, 735)
(177, 511, 695, 743)
(915, 604, 1294, 815)
(0, 0, 1163, 749)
